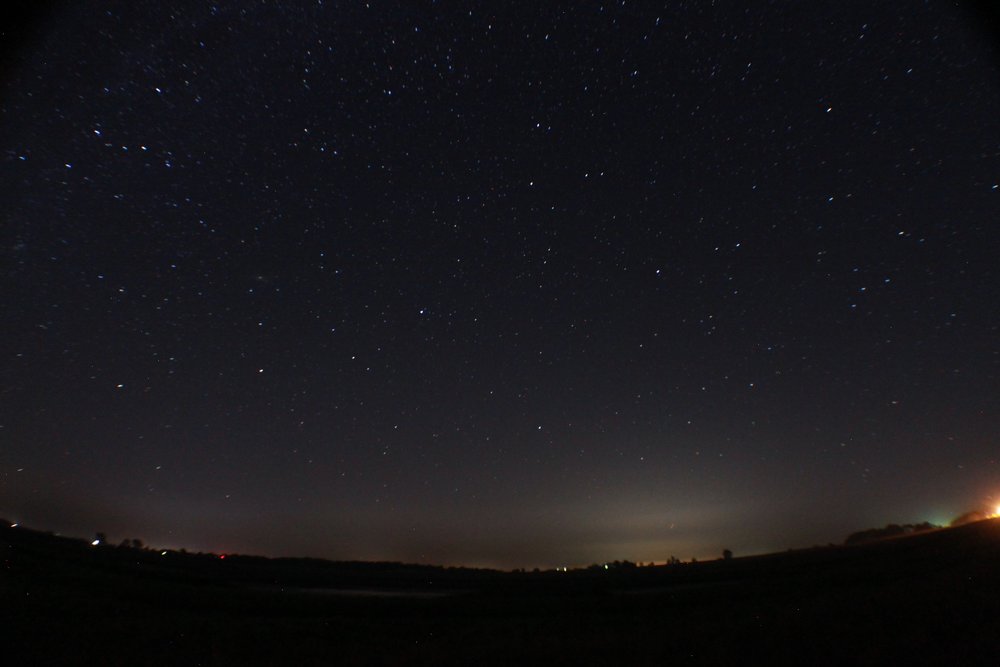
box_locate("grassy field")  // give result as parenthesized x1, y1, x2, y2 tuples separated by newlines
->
(4, 519, 1000, 665)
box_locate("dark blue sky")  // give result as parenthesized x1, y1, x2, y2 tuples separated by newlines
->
(1, 1, 998, 568)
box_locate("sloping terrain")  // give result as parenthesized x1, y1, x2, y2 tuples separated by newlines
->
(4, 519, 1000, 665)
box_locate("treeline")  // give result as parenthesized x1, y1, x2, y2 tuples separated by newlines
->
(844, 522, 939, 546)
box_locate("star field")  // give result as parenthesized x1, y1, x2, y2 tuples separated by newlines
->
(1, 1, 998, 568)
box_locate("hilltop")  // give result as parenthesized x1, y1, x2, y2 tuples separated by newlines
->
(4, 518, 1000, 664)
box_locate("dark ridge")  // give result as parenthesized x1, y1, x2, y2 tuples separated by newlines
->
(5, 518, 1000, 664)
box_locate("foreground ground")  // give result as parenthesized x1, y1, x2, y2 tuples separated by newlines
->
(3, 519, 1000, 665)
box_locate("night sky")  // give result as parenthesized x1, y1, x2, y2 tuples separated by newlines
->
(1, 1, 998, 569)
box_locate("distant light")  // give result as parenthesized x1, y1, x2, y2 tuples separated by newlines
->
(91, 539, 100, 546)
(604, 564, 609, 570)
(10, 523, 18, 528)
(161, 551, 167, 556)
(219, 554, 226, 559)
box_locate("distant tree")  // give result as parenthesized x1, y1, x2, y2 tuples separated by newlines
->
(609, 560, 636, 570)
(845, 522, 940, 545)
(723, 549, 733, 561)
(950, 512, 986, 527)
(131, 538, 144, 549)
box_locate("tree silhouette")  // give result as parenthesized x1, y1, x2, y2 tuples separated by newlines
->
(723, 549, 733, 561)
(845, 522, 940, 546)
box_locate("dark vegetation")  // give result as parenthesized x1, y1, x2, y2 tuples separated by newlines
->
(843, 521, 940, 546)
(952, 510, 991, 527)
(5, 518, 1000, 665)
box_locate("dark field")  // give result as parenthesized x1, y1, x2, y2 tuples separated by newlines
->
(4, 520, 1000, 665)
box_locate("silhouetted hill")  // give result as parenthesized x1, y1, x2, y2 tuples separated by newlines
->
(951, 510, 989, 526)
(5, 518, 1000, 664)
(844, 521, 939, 545)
